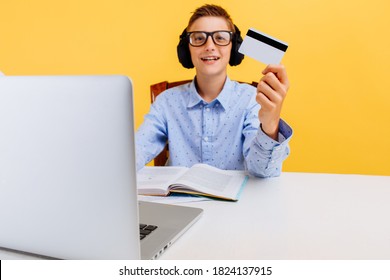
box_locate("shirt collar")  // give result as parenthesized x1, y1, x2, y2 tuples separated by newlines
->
(186, 76, 233, 110)
(187, 79, 203, 108)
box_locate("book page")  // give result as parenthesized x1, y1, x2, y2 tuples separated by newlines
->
(137, 166, 188, 195)
(171, 164, 247, 199)
(138, 194, 210, 204)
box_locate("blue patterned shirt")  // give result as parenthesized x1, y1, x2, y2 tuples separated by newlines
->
(136, 77, 293, 177)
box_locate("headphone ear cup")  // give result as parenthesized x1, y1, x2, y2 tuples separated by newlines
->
(229, 24, 244, 66)
(177, 29, 194, 69)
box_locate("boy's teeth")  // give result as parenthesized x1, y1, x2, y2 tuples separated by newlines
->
(202, 57, 219, 61)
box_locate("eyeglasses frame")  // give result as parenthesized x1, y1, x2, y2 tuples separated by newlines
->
(186, 30, 233, 47)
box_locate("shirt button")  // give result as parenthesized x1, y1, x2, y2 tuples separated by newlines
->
(206, 108, 210, 112)
(204, 136, 209, 142)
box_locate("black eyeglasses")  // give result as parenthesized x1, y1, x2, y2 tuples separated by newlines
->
(187, 31, 233, 47)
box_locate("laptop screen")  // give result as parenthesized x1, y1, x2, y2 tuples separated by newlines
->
(0, 75, 140, 259)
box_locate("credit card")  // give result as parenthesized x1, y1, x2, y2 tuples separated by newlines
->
(238, 28, 288, 65)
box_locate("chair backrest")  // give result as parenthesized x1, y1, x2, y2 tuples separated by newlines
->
(150, 79, 258, 166)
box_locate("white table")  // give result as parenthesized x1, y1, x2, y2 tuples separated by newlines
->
(160, 172, 390, 259)
(1, 172, 389, 260)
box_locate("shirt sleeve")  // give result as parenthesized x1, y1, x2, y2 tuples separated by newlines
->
(135, 97, 168, 170)
(243, 101, 293, 178)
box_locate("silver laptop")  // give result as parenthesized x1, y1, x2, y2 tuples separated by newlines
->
(0, 75, 203, 260)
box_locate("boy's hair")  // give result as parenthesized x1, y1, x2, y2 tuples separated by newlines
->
(187, 4, 235, 32)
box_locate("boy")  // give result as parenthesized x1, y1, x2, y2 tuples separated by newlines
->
(136, 4, 292, 177)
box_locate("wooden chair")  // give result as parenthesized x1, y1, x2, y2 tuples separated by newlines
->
(150, 80, 258, 166)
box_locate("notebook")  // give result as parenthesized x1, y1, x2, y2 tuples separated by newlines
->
(0, 75, 203, 260)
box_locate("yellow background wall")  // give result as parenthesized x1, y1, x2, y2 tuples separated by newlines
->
(1, 0, 389, 175)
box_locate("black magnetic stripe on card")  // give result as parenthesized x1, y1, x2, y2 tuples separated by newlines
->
(246, 30, 288, 52)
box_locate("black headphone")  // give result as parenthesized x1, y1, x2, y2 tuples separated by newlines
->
(177, 24, 244, 69)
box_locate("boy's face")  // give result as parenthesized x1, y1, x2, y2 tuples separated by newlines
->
(188, 16, 232, 78)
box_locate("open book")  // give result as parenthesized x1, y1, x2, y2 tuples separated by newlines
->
(137, 164, 248, 201)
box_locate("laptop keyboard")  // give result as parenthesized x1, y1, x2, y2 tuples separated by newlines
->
(139, 224, 158, 240)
